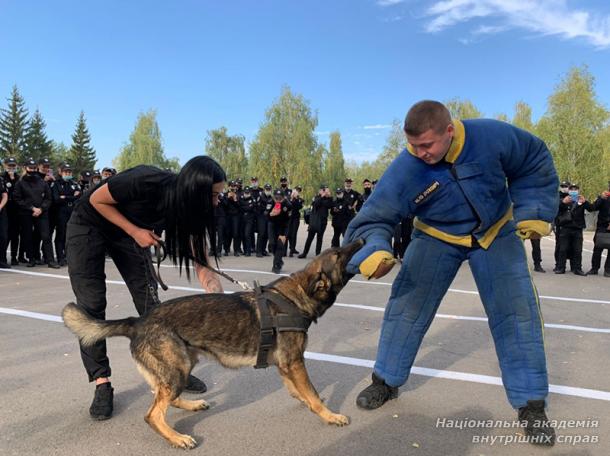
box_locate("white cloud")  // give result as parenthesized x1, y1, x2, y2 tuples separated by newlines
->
(377, 0, 405, 6)
(423, 0, 610, 48)
(362, 124, 392, 129)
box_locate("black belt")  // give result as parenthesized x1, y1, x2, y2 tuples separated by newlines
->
(254, 282, 312, 369)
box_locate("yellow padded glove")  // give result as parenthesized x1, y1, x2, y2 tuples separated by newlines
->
(359, 250, 396, 279)
(516, 220, 552, 240)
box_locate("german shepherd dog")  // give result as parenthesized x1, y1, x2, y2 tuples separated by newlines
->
(62, 240, 364, 449)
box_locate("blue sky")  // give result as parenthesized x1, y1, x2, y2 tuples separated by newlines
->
(1, 0, 609, 167)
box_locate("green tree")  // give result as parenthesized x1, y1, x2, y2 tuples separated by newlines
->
(25, 109, 53, 163)
(0, 85, 29, 163)
(323, 131, 345, 192)
(495, 113, 509, 122)
(536, 65, 609, 198)
(114, 110, 179, 172)
(511, 101, 535, 132)
(52, 141, 71, 166)
(204, 126, 247, 179)
(248, 86, 320, 200)
(67, 111, 97, 176)
(376, 120, 406, 170)
(445, 98, 483, 119)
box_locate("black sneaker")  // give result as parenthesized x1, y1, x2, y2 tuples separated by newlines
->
(356, 373, 398, 410)
(533, 264, 545, 273)
(184, 374, 207, 394)
(604, 271, 610, 278)
(27, 261, 36, 268)
(573, 269, 587, 276)
(518, 400, 556, 446)
(297, 253, 307, 259)
(48, 262, 60, 269)
(90, 383, 114, 420)
(554, 269, 565, 274)
(586, 269, 598, 276)
(11, 258, 19, 266)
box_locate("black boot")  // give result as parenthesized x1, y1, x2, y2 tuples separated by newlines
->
(533, 263, 545, 273)
(89, 383, 114, 420)
(586, 269, 598, 276)
(356, 373, 398, 410)
(573, 269, 587, 276)
(184, 374, 207, 394)
(518, 400, 556, 446)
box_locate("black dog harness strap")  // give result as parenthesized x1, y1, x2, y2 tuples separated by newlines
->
(254, 282, 312, 369)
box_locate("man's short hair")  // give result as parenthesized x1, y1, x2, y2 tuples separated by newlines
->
(404, 100, 452, 136)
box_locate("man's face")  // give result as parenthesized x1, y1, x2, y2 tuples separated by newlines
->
(39, 164, 50, 174)
(407, 124, 454, 165)
(6, 164, 17, 174)
(363, 182, 372, 190)
(212, 181, 225, 207)
(102, 171, 112, 179)
(344, 182, 352, 191)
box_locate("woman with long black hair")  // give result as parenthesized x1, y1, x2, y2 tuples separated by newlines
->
(66, 156, 226, 420)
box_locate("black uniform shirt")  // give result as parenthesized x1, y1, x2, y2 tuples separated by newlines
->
(73, 165, 175, 233)
(0, 177, 7, 201)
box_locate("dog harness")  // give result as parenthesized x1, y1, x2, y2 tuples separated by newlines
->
(253, 282, 313, 369)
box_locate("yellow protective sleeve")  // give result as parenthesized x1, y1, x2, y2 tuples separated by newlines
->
(359, 250, 396, 279)
(516, 220, 552, 240)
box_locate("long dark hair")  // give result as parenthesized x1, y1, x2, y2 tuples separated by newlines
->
(165, 156, 226, 280)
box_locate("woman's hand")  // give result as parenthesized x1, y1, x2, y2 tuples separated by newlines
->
(131, 228, 161, 248)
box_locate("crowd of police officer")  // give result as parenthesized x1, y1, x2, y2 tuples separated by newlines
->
(1, 156, 608, 277)
(0, 156, 116, 269)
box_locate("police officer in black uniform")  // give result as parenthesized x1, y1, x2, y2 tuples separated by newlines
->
(360, 178, 373, 210)
(249, 177, 261, 251)
(13, 158, 59, 268)
(331, 188, 351, 247)
(213, 187, 228, 256)
(279, 176, 292, 199)
(256, 184, 273, 257)
(554, 181, 573, 272)
(287, 185, 304, 256)
(225, 180, 242, 256)
(33, 157, 56, 264)
(79, 171, 92, 192)
(555, 184, 592, 275)
(239, 186, 256, 256)
(0, 169, 9, 268)
(343, 178, 361, 221)
(2, 157, 21, 265)
(298, 185, 333, 258)
(52, 163, 82, 266)
(587, 182, 610, 277)
(267, 189, 292, 273)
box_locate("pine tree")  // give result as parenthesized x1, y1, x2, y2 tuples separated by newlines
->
(25, 109, 54, 163)
(0, 85, 29, 163)
(67, 111, 97, 176)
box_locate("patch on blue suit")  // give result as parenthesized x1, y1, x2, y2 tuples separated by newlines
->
(413, 181, 440, 204)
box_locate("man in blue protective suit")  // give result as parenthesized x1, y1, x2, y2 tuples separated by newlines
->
(344, 100, 558, 446)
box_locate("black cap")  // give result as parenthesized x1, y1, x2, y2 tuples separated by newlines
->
(560, 181, 571, 187)
(250, 176, 258, 181)
(4, 157, 17, 165)
(39, 157, 50, 166)
(244, 186, 251, 192)
(280, 176, 288, 182)
(264, 183, 272, 190)
(336, 188, 344, 194)
(81, 170, 92, 178)
(363, 178, 371, 184)
(372, 179, 378, 185)
(236, 178, 243, 184)
(24, 158, 37, 167)
(295, 185, 302, 191)
(568, 183, 579, 190)
(273, 189, 283, 196)
(102, 167, 112, 173)
(61, 163, 72, 171)
(344, 178, 353, 183)
(229, 180, 236, 186)
(92, 171, 101, 177)
(320, 184, 328, 190)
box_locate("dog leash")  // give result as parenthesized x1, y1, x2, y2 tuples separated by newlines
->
(152, 239, 252, 291)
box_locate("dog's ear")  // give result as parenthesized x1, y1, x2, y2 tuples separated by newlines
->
(307, 271, 331, 296)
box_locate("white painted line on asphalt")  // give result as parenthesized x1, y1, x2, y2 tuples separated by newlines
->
(304, 352, 610, 402)
(3, 268, 610, 334)
(1, 306, 608, 403)
(0, 307, 63, 322)
(333, 303, 610, 334)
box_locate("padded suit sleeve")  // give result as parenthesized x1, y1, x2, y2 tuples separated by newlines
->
(500, 126, 559, 224)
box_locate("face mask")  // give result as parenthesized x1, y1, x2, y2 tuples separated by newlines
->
(568, 190, 578, 199)
(281, 183, 287, 188)
(251, 183, 258, 189)
(26, 170, 36, 176)
(92, 178, 101, 185)
(63, 175, 73, 181)
(560, 186, 569, 192)
(244, 193, 251, 198)
(265, 191, 272, 196)
(337, 195, 344, 199)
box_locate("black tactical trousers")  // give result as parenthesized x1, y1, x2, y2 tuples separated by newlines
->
(19, 212, 54, 263)
(557, 227, 583, 271)
(66, 218, 160, 382)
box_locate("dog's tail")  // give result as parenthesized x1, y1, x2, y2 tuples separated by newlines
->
(62, 302, 138, 346)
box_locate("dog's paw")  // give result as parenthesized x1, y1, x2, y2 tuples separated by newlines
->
(170, 433, 197, 449)
(326, 413, 350, 427)
(193, 399, 210, 411)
